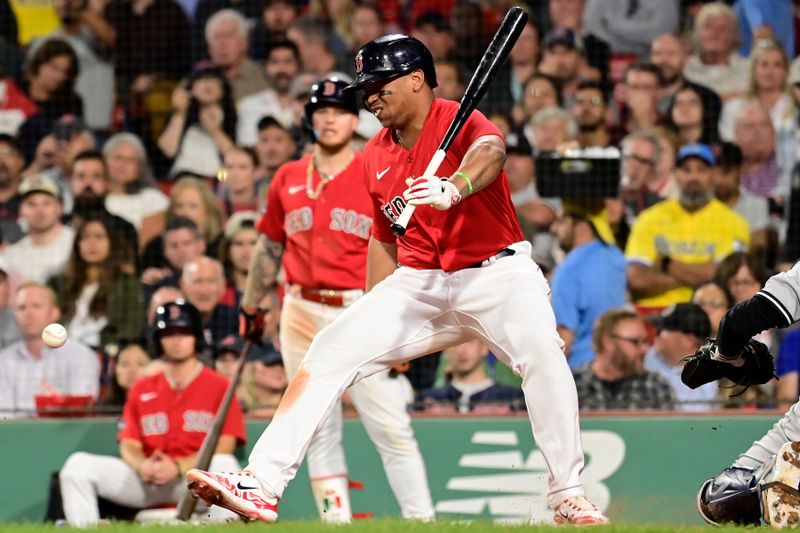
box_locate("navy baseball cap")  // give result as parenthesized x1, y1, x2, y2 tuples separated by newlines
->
(652, 303, 711, 339)
(544, 29, 584, 54)
(676, 143, 715, 167)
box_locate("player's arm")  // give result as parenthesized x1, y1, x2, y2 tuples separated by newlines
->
(449, 134, 506, 197)
(366, 237, 398, 291)
(663, 259, 716, 288)
(241, 234, 283, 310)
(119, 438, 147, 473)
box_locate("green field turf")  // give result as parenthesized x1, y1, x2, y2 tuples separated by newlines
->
(0, 522, 755, 532)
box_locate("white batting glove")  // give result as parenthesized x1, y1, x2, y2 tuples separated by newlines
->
(403, 176, 462, 210)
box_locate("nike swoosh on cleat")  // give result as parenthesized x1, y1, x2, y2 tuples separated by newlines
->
(236, 481, 261, 490)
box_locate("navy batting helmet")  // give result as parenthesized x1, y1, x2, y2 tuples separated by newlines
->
(152, 299, 205, 355)
(343, 34, 437, 93)
(305, 78, 359, 117)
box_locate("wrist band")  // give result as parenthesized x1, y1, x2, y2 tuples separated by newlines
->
(454, 171, 474, 195)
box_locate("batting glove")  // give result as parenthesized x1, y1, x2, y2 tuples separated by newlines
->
(239, 306, 268, 344)
(403, 176, 461, 210)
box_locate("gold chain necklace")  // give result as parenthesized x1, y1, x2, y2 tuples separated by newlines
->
(305, 154, 353, 200)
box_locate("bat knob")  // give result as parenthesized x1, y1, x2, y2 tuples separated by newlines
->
(390, 223, 406, 237)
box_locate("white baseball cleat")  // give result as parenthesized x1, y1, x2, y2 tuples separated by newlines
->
(761, 442, 800, 528)
(553, 495, 609, 526)
(186, 469, 279, 523)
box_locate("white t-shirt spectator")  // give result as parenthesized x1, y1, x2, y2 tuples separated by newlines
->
(1, 226, 75, 283)
(169, 125, 222, 178)
(105, 188, 170, 230)
(683, 53, 750, 99)
(236, 89, 295, 147)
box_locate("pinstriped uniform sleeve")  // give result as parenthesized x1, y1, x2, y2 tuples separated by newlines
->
(759, 261, 800, 326)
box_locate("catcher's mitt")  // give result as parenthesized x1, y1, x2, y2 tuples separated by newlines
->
(681, 338, 775, 393)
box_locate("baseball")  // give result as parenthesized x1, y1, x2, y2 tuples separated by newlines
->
(42, 323, 67, 349)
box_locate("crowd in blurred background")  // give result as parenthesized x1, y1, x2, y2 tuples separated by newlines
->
(0, 0, 799, 418)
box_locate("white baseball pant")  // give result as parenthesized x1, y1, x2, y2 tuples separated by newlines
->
(249, 241, 587, 510)
(279, 291, 434, 520)
(60, 452, 241, 526)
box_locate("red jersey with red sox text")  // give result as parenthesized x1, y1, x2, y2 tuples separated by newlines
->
(363, 98, 523, 271)
(118, 367, 246, 458)
(257, 153, 372, 290)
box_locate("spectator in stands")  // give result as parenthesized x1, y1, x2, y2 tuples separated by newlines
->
(645, 302, 717, 410)
(712, 142, 771, 252)
(529, 106, 577, 153)
(249, 0, 298, 61)
(220, 211, 258, 297)
(411, 11, 454, 62)
(573, 308, 675, 410)
(48, 213, 144, 351)
(776, 327, 800, 405)
(192, 0, 260, 57)
(287, 16, 349, 79)
(616, 130, 664, 231)
(102, 133, 169, 245)
(44, 0, 115, 131)
(734, 0, 794, 58)
(719, 39, 793, 143)
(254, 115, 298, 186)
(433, 60, 464, 103)
(218, 146, 261, 218)
(67, 150, 138, 269)
(609, 62, 664, 145)
(419, 339, 524, 414)
(667, 85, 720, 146)
(715, 251, 768, 307)
(213, 334, 242, 380)
(683, 2, 750, 101)
(583, 0, 678, 58)
(240, 341, 286, 417)
(538, 29, 584, 107)
(180, 256, 237, 344)
(104, 0, 190, 106)
(58, 300, 244, 526)
(236, 41, 299, 147)
(205, 10, 266, 103)
(548, 0, 609, 75)
(570, 80, 610, 148)
(16, 39, 82, 160)
(448, 2, 489, 75)
(488, 18, 539, 118)
(733, 102, 788, 201)
(503, 133, 555, 243)
(170, 177, 224, 250)
(692, 281, 730, 337)
(651, 127, 678, 199)
(99, 341, 151, 409)
(516, 73, 561, 140)
(140, 217, 206, 295)
(650, 32, 722, 122)
(3, 174, 75, 283)
(0, 260, 21, 349)
(626, 144, 750, 312)
(347, 3, 384, 52)
(551, 202, 626, 369)
(0, 134, 25, 244)
(0, 282, 99, 419)
(159, 66, 237, 179)
(0, 73, 38, 136)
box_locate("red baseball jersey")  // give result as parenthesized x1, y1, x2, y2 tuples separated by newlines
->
(362, 98, 523, 272)
(118, 367, 246, 459)
(256, 153, 373, 290)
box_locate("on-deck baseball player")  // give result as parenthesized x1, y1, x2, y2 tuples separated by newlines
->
(690, 261, 800, 526)
(59, 300, 246, 526)
(240, 77, 434, 522)
(187, 34, 609, 526)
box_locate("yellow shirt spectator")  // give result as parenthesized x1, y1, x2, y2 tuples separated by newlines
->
(626, 197, 750, 308)
(9, 0, 59, 44)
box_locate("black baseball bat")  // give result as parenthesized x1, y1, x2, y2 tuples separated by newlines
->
(390, 6, 529, 236)
(176, 340, 253, 521)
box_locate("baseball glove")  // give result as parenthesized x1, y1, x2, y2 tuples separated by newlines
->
(681, 338, 775, 393)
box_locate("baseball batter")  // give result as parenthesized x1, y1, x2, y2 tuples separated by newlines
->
(59, 300, 246, 526)
(188, 35, 608, 525)
(244, 77, 434, 523)
(694, 260, 800, 526)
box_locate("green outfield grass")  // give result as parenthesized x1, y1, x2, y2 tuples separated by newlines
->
(0, 522, 754, 532)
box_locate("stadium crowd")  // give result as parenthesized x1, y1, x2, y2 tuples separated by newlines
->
(0, 0, 799, 418)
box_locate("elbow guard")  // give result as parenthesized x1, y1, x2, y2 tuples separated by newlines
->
(717, 294, 791, 357)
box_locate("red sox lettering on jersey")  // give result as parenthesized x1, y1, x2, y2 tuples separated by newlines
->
(361, 99, 523, 272)
(119, 367, 246, 458)
(257, 153, 373, 290)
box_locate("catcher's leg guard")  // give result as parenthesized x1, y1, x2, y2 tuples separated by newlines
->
(697, 465, 765, 525)
(761, 442, 800, 528)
